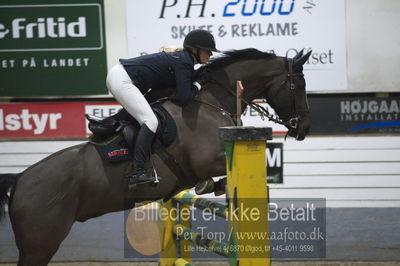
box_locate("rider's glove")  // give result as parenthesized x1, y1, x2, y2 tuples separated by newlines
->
(197, 68, 212, 86)
(191, 86, 200, 100)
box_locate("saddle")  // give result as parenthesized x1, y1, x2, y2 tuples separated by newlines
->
(86, 103, 198, 189)
(86, 104, 177, 162)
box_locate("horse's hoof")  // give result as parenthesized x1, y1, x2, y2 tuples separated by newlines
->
(195, 179, 215, 195)
(214, 177, 227, 196)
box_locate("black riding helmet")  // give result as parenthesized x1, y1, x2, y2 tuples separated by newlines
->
(183, 29, 220, 52)
(183, 30, 220, 63)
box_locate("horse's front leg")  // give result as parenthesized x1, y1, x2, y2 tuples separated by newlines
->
(187, 142, 227, 195)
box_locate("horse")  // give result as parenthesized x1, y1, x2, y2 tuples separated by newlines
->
(0, 48, 311, 266)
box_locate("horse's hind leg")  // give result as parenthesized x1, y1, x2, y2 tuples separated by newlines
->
(10, 208, 75, 266)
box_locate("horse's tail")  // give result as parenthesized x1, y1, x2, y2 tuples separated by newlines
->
(0, 173, 19, 221)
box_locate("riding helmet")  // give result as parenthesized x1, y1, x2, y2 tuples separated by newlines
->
(183, 30, 220, 52)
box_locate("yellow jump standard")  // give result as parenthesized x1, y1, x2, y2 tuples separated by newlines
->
(160, 126, 272, 266)
(220, 126, 272, 266)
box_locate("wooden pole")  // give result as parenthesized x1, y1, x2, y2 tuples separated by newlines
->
(173, 191, 228, 219)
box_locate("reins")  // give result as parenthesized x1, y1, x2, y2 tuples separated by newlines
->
(194, 99, 233, 117)
(198, 57, 303, 129)
(151, 96, 234, 117)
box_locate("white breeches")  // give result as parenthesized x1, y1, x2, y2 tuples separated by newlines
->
(106, 63, 158, 133)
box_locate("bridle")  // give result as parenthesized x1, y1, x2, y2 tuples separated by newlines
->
(195, 57, 304, 129)
(279, 57, 305, 129)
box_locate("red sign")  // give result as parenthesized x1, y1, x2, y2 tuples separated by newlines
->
(0, 101, 286, 139)
(0, 102, 120, 139)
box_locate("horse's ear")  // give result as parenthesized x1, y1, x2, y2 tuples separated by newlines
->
(294, 50, 312, 67)
(293, 49, 304, 61)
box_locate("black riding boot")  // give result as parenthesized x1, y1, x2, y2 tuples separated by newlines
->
(127, 124, 156, 188)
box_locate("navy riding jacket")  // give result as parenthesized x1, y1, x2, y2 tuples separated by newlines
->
(119, 50, 198, 105)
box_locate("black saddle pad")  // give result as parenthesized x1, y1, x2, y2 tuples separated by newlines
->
(89, 133, 132, 162)
(88, 104, 177, 162)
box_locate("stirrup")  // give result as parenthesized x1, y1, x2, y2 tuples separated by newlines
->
(127, 173, 156, 189)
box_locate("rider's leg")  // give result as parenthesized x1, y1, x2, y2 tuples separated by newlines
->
(127, 123, 156, 185)
(106, 63, 158, 186)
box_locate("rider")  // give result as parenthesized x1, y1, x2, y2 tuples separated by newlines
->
(106, 29, 220, 188)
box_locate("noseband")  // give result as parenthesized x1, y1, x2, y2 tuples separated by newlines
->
(282, 57, 304, 129)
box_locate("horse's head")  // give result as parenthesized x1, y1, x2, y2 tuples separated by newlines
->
(262, 50, 312, 140)
(199, 48, 311, 140)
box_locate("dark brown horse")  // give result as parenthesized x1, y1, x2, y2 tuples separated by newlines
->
(0, 48, 311, 266)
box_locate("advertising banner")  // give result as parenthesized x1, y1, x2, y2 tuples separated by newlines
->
(309, 95, 400, 135)
(0, 0, 107, 97)
(125, 0, 347, 92)
(242, 101, 288, 134)
(238, 95, 400, 135)
(267, 142, 283, 184)
(0, 102, 120, 139)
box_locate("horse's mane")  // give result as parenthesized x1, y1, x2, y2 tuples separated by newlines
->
(202, 48, 277, 72)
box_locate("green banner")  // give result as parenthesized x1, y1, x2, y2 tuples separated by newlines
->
(0, 0, 107, 97)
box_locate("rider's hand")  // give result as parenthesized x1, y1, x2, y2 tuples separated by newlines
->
(191, 87, 200, 100)
(197, 69, 212, 86)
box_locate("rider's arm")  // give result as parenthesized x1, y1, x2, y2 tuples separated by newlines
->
(174, 63, 199, 105)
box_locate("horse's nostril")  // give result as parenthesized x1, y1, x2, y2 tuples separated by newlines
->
(296, 133, 305, 141)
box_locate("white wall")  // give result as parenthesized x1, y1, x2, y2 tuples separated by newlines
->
(346, 0, 400, 93)
(269, 136, 400, 208)
(104, 0, 128, 69)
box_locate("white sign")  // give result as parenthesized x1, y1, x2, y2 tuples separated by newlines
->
(85, 104, 122, 134)
(241, 102, 288, 134)
(126, 0, 347, 92)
